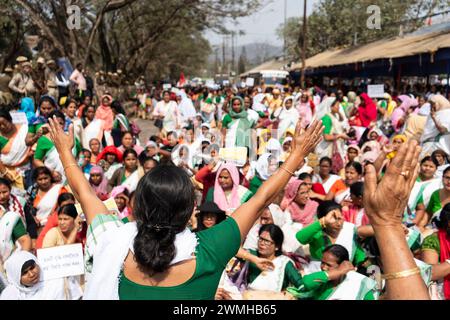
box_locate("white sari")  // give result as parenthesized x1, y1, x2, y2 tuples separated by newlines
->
(0, 124, 29, 167)
(420, 109, 450, 157)
(0, 211, 21, 265)
(121, 169, 141, 193)
(327, 271, 377, 300)
(248, 255, 293, 293)
(35, 184, 63, 226)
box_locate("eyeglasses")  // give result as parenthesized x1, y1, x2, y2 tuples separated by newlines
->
(258, 236, 275, 246)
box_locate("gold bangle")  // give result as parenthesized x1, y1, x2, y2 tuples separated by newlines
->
(64, 163, 79, 171)
(280, 166, 295, 176)
(382, 267, 420, 280)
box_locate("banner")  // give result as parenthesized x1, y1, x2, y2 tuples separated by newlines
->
(219, 147, 248, 167)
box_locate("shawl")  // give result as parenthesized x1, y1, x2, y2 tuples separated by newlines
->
(361, 140, 381, 156)
(391, 95, 417, 131)
(280, 178, 318, 226)
(213, 163, 241, 211)
(229, 97, 249, 120)
(20, 98, 36, 123)
(177, 91, 196, 120)
(95, 95, 114, 131)
(358, 93, 377, 127)
(96, 145, 123, 163)
(255, 153, 276, 181)
(89, 165, 109, 200)
(431, 95, 450, 112)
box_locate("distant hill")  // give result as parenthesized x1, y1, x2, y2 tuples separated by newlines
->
(209, 42, 283, 65)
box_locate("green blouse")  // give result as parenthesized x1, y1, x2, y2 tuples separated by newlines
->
(301, 271, 374, 300)
(422, 233, 440, 259)
(249, 176, 263, 195)
(0, 136, 8, 152)
(418, 190, 442, 216)
(296, 220, 367, 266)
(247, 249, 303, 290)
(34, 136, 81, 160)
(118, 218, 241, 300)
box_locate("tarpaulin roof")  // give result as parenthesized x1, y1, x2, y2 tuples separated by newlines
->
(240, 58, 289, 77)
(290, 27, 450, 71)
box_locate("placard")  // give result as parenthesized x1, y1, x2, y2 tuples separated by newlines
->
(367, 84, 385, 98)
(219, 147, 248, 167)
(162, 83, 172, 90)
(245, 78, 255, 87)
(10, 111, 29, 125)
(75, 198, 119, 221)
(37, 243, 85, 280)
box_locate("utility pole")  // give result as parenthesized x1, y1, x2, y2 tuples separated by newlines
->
(300, 0, 308, 89)
(284, 0, 287, 58)
(222, 36, 226, 75)
(231, 31, 235, 74)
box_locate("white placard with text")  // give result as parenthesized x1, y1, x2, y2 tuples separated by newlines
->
(37, 243, 85, 280)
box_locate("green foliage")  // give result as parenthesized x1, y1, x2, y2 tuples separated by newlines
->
(278, 0, 450, 60)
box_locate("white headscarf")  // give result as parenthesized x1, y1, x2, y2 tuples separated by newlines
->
(1, 251, 66, 300)
(176, 91, 196, 120)
(315, 97, 337, 121)
(255, 153, 278, 181)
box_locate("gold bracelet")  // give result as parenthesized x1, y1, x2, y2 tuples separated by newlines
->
(280, 166, 295, 176)
(382, 267, 420, 280)
(64, 163, 79, 171)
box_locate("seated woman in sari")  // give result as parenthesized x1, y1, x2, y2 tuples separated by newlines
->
(110, 186, 131, 221)
(192, 201, 227, 232)
(420, 95, 450, 159)
(280, 178, 318, 227)
(25, 95, 56, 147)
(432, 149, 450, 178)
(205, 163, 253, 215)
(0, 110, 30, 193)
(108, 149, 140, 193)
(62, 98, 82, 142)
(314, 157, 346, 196)
(29, 166, 67, 228)
(421, 204, 450, 300)
(222, 97, 255, 150)
(117, 131, 144, 156)
(331, 161, 363, 205)
(96, 145, 123, 180)
(0, 251, 81, 300)
(88, 138, 102, 165)
(89, 165, 109, 201)
(242, 224, 303, 296)
(249, 153, 279, 194)
(0, 186, 32, 264)
(342, 182, 369, 227)
(296, 201, 367, 272)
(288, 245, 377, 300)
(42, 203, 82, 248)
(35, 193, 75, 249)
(416, 166, 450, 228)
(33, 111, 81, 181)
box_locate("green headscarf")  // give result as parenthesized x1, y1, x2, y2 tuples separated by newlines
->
(229, 96, 248, 119)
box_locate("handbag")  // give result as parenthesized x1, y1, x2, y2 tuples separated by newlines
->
(331, 141, 344, 174)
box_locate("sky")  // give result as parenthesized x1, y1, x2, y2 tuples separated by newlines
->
(205, 0, 316, 47)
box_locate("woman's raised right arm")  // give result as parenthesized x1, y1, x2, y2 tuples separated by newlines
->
(232, 121, 324, 240)
(48, 117, 108, 225)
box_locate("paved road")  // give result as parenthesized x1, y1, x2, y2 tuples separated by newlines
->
(132, 117, 159, 144)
